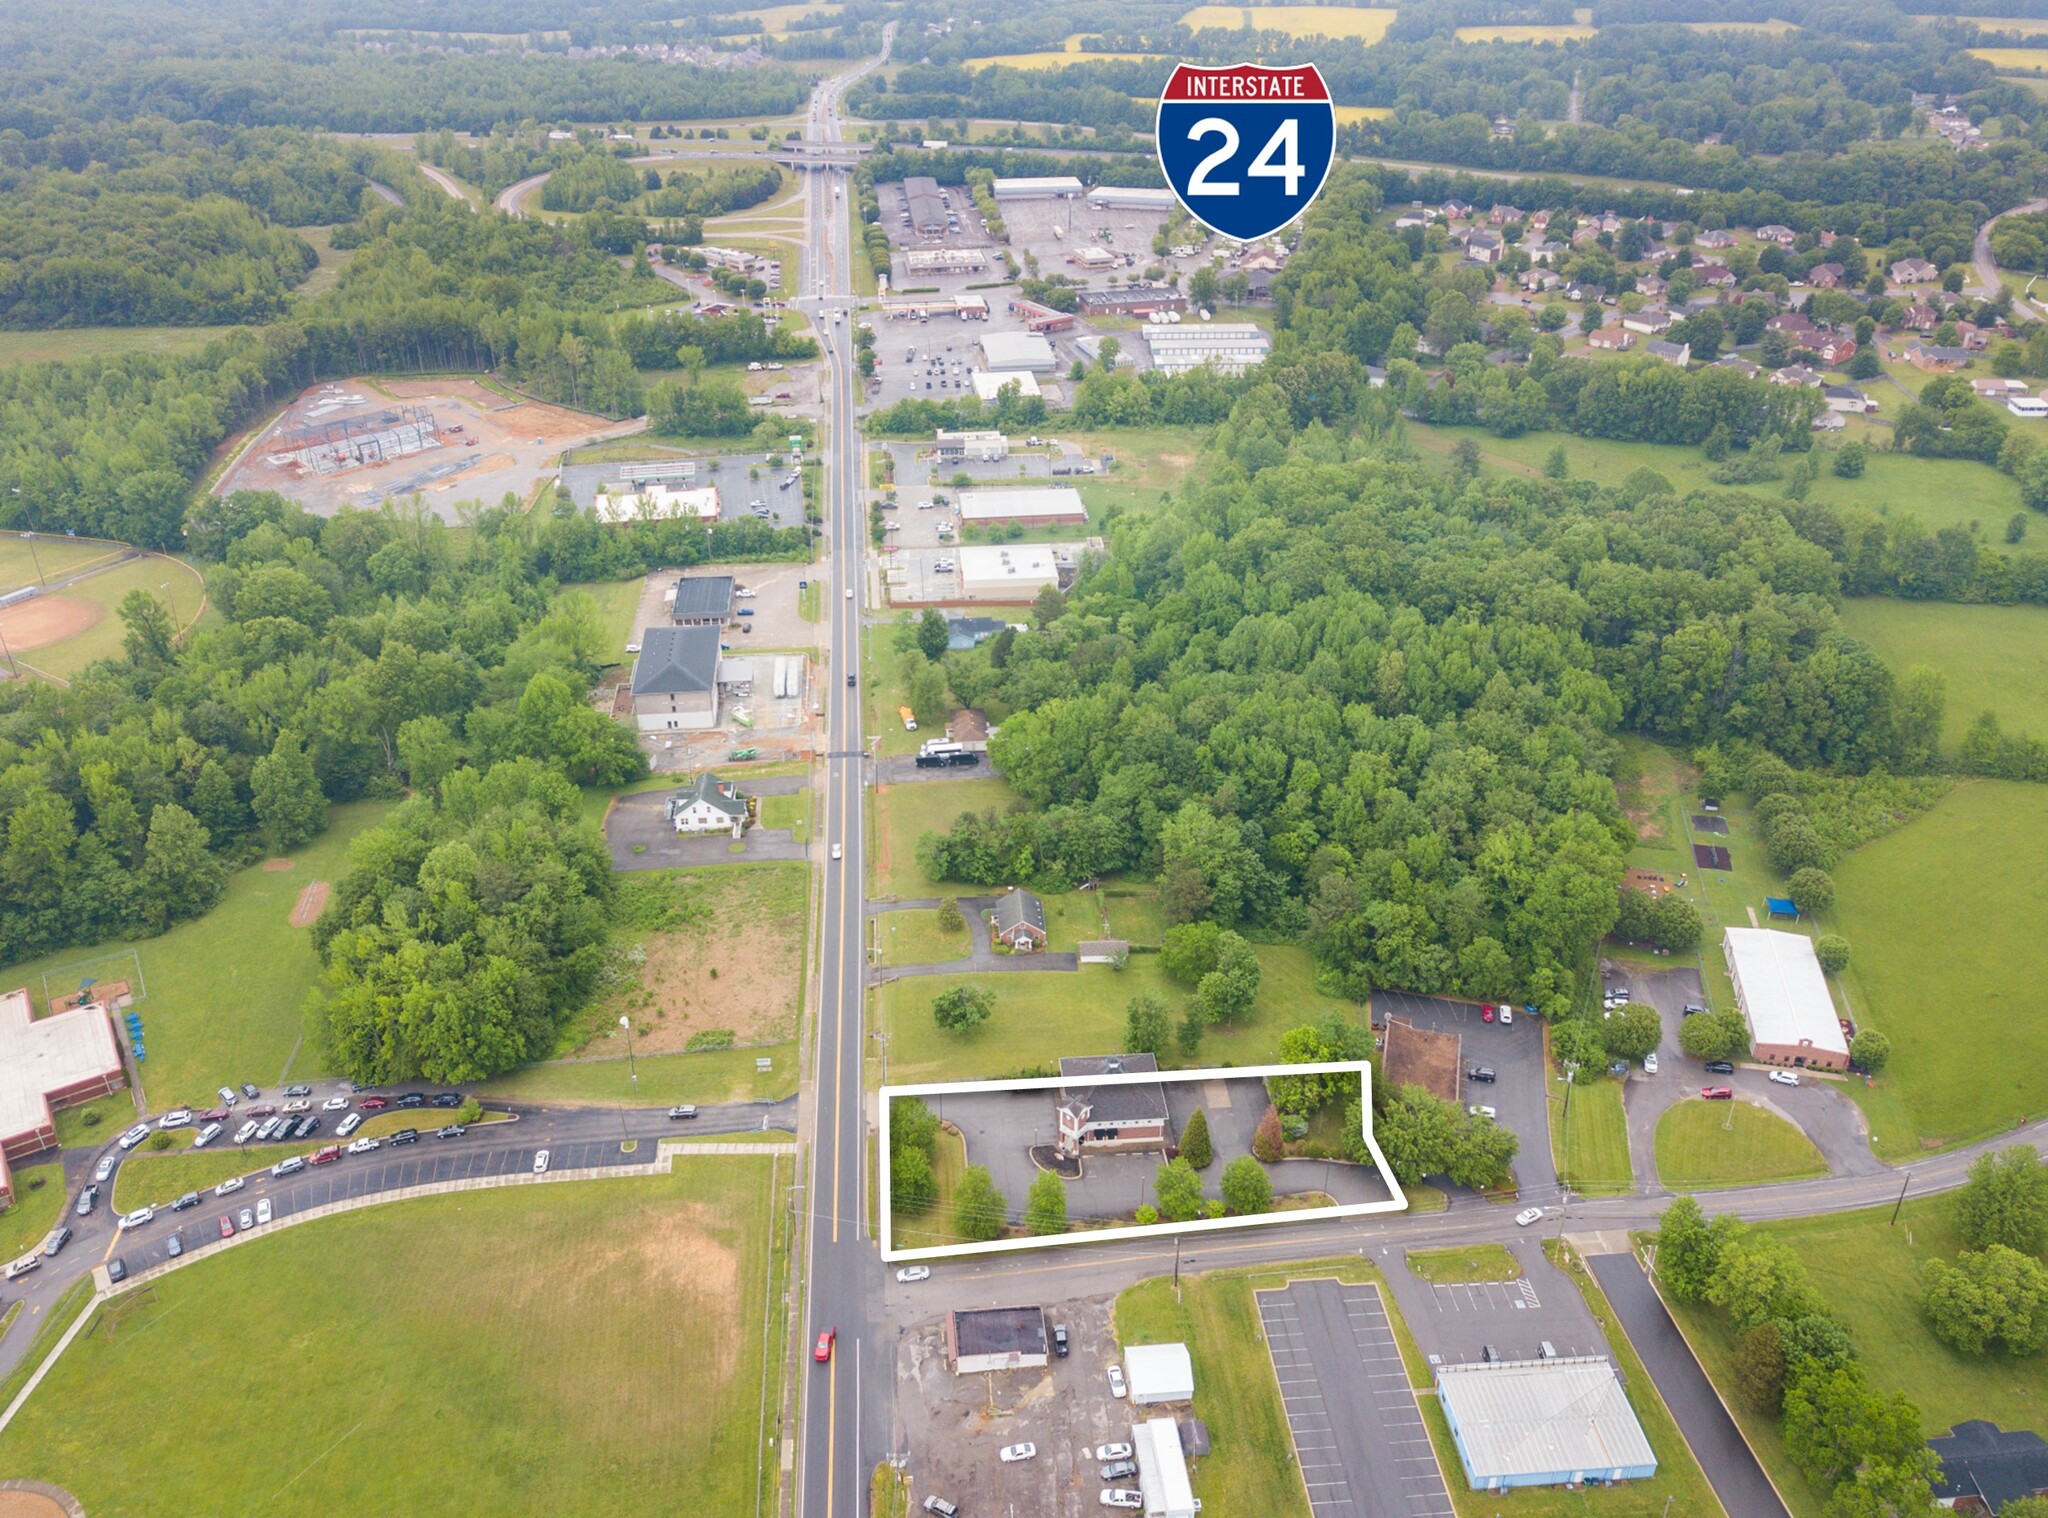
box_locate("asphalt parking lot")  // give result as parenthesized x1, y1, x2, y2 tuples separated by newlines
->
(898, 1293, 1142, 1518)
(1379, 1234, 1603, 1368)
(1256, 1278, 1453, 1518)
(558, 452, 809, 529)
(604, 776, 811, 871)
(1369, 990, 1557, 1199)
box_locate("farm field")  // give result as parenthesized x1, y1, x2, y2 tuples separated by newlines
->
(0, 1162, 788, 1517)
(1965, 13, 2048, 30)
(1455, 23, 1598, 41)
(1969, 46, 2048, 70)
(1654, 1098, 1827, 1189)
(1836, 599, 2048, 749)
(1831, 780, 2048, 1151)
(967, 50, 1166, 70)
(1180, 4, 1399, 42)
(1683, 17, 1796, 31)
(0, 326, 245, 367)
(0, 801, 392, 1114)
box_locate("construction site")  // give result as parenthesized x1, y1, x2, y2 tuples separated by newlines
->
(217, 378, 638, 521)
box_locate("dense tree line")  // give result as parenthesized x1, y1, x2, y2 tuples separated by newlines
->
(615, 307, 818, 370)
(0, 490, 651, 970)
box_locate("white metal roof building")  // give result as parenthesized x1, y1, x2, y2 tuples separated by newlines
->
(592, 484, 720, 524)
(1124, 1343, 1195, 1405)
(1086, 185, 1176, 211)
(1141, 323, 1272, 375)
(992, 175, 1084, 200)
(0, 987, 125, 1207)
(978, 331, 1058, 372)
(1436, 1358, 1657, 1491)
(903, 247, 987, 274)
(958, 488, 1086, 524)
(1723, 927, 1850, 1070)
(970, 370, 1042, 401)
(1131, 1416, 1197, 1518)
(959, 544, 1061, 599)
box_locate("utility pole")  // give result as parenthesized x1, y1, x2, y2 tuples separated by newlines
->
(1890, 1170, 1910, 1225)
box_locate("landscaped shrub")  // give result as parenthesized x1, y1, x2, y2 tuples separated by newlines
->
(685, 1028, 736, 1052)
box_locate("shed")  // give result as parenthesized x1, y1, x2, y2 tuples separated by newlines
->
(946, 1306, 1048, 1374)
(979, 331, 1057, 373)
(1436, 1358, 1656, 1491)
(1131, 1415, 1197, 1517)
(1125, 1343, 1195, 1405)
(1078, 939, 1129, 965)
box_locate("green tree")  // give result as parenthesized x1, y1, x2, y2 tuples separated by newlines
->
(932, 984, 994, 1032)
(137, 804, 226, 932)
(1025, 1169, 1068, 1235)
(891, 1144, 936, 1214)
(1816, 934, 1851, 973)
(1176, 1002, 1205, 1057)
(1733, 1321, 1788, 1412)
(1603, 1002, 1663, 1063)
(396, 715, 464, 793)
(1154, 1156, 1204, 1222)
(249, 729, 327, 852)
(1160, 921, 1223, 985)
(1789, 866, 1836, 915)
(1955, 1147, 2048, 1254)
(1655, 1196, 1735, 1303)
(1679, 1009, 1748, 1062)
(1849, 1028, 1891, 1073)
(1833, 440, 1869, 477)
(936, 897, 965, 934)
(952, 1164, 1006, 1241)
(1125, 992, 1173, 1059)
(1551, 1017, 1606, 1072)
(916, 607, 950, 662)
(1221, 1154, 1273, 1215)
(1178, 1106, 1213, 1169)
(1923, 1245, 2048, 1356)
(119, 589, 176, 666)
(1710, 1233, 1819, 1333)
(907, 659, 947, 729)
(1194, 931, 1260, 1027)
(1543, 444, 1570, 479)
(1448, 1113, 1519, 1190)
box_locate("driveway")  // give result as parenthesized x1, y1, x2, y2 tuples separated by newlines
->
(1612, 961, 1883, 1192)
(874, 754, 1002, 785)
(1371, 991, 1555, 1200)
(1256, 1279, 1455, 1518)
(867, 896, 1078, 979)
(605, 783, 811, 870)
(1586, 1250, 1790, 1518)
(1379, 1233, 1601, 1368)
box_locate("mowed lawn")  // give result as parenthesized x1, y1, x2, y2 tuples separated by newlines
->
(1654, 1098, 1827, 1190)
(1832, 780, 2048, 1148)
(871, 776, 1019, 898)
(874, 944, 1362, 1084)
(1548, 1068, 1632, 1196)
(476, 1042, 798, 1106)
(0, 801, 392, 1113)
(0, 326, 246, 367)
(0, 1162, 785, 1517)
(1838, 599, 2048, 748)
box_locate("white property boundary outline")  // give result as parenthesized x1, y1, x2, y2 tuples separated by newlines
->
(879, 1060, 1405, 1262)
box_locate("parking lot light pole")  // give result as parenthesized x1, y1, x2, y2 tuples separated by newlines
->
(620, 1014, 638, 1095)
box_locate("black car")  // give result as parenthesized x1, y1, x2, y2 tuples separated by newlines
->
(284, 1083, 312, 1098)
(240, 1082, 260, 1100)
(294, 1116, 321, 1139)
(431, 1093, 463, 1109)
(389, 1128, 420, 1145)
(396, 1093, 428, 1109)
(1467, 1066, 1496, 1083)
(1052, 1324, 1069, 1358)
(1704, 1060, 1736, 1074)
(846, 673, 856, 687)
(107, 1257, 127, 1283)
(437, 1124, 467, 1139)
(172, 1191, 200, 1212)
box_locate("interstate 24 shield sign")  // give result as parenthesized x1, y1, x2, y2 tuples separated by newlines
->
(1155, 63, 1335, 242)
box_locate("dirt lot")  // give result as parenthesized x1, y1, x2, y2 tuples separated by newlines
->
(900, 1293, 1150, 1518)
(217, 378, 639, 522)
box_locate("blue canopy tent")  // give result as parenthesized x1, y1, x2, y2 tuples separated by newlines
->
(1765, 896, 1800, 920)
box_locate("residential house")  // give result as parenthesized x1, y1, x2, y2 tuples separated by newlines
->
(1644, 339, 1692, 367)
(1807, 262, 1846, 289)
(1527, 209, 1553, 233)
(1635, 274, 1668, 299)
(1520, 269, 1562, 294)
(1465, 231, 1505, 264)
(1928, 1420, 2048, 1514)
(1586, 326, 1634, 351)
(1954, 320, 1994, 351)
(1365, 363, 1389, 387)
(1770, 364, 1826, 387)
(1895, 301, 1940, 333)
(1490, 115, 1515, 139)
(1695, 229, 1738, 250)
(1890, 257, 1940, 285)
(1394, 211, 1435, 230)
(1757, 223, 1797, 246)
(990, 889, 1048, 950)
(1441, 199, 1474, 222)
(944, 615, 1010, 650)
(1488, 203, 1523, 226)
(1523, 237, 1565, 265)
(1566, 282, 1607, 304)
(667, 773, 747, 837)
(1591, 211, 1623, 234)
(1904, 341, 1971, 373)
(1621, 307, 1674, 336)
(1693, 262, 1737, 289)
(1055, 1053, 1171, 1158)
(1716, 354, 1761, 378)
(1812, 410, 1846, 432)
(1766, 313, 1821, 342)
(1812, 334, 1858, 366)
(1824, 384, 1875, 414)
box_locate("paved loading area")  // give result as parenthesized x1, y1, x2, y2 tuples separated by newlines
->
(1586, 1250, 1790, 1518)
(1256, 1279, 1454, 1518)
(1381, 1234, 1603, 1367)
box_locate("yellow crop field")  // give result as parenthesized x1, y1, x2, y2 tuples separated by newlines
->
(1971, 46, 2048, 71)
(1964, 14, 2048, 32)
(1456, 23, 1597, 41)
(969, 50, 1167, 69)
(1683, 17, 1795, 31)
(736, 2, 843, 32)
(1181, 5, 1399, 41)
(1335, 104, 1394, 122)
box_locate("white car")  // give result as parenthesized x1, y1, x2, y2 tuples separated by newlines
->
(1107, 1365, 1127, 1399)
(116, 1124, 150, 1151)
(1643, 1053, 1659, 1075)
(1769, 1070, 1801, 1087)
(895, 1265, 931, 1283)
(321, 1096, 349, 1112)
(216, 1176, 246, 1197)
(337, 1112, 363, 1137)
(998, 1443, 1036, 1463)
(1516, 1207, 1544, 1227)
(256, 1198, 272, 1224)
(117, 1207, 154, 1230)
(346, 1137, 381, 1155)
(95, 1155, 117, 1182)
(1095, 1442, 1134, 1461)
(282, 1099, 311, 1114)
(534, 1150, 550, 1174)
(1499, 1006, 1515, 1025)
(625, 641, 641, 654)
(1101, 1493, 1144, 1510)
(831, 844, 842, 860)
(1468, 1104, 1497, 1120)
(736, 588, 758, 599)
(157, 1109, 193, 1129)
(233, 1120, 259, 1145)
(193, 1122, 223, 1148)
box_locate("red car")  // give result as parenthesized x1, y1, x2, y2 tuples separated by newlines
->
(248, 1104, 278, 1118)
(1480, 1004, 1495, 1023)
(310, 1145, 342, 1165)
(200, 1107, 229, 1123)
(814, 1329, 836, 1363)
(358, 1096, 390, 1111)
(218, 1215, 236, 1239)
(1701, 1086, 1734, 1100)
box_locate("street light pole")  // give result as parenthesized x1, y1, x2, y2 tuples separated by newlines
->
(620, 1013, 638, 1095)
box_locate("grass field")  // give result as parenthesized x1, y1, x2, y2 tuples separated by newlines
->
(873, 943, 1362, 1085)
(1103, 887, 1168, 946)
(967, 51, 1167, 70)
(1683, 16, 1795, 30)
(0, 1161, 787, 1516)
(1832, 780, 2048, 1150)
(0, 1162, 66, 1262)
(871, 776, 1019, 897)
(0, 548, 213, 681)
(1837, 599, 2048, 749)
(760, 788, 812, 842)
(1180, 4, 1399, 42)
(0, 326, 246, 368)
(0, 801, 391, 1113)
(874, 907, 971, 967)
(1966, 13, 2048, 31)
(1653, 1098, 1827, 1190)
(1549, 1065, 1633, 1196)
(477, 1042, 797, 1105)
(559, 577, 645, 656)
(1970, 46, 2048, 71)
(1405, 1243, 1521, 1284)
(1455, 23, 1597, 41)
